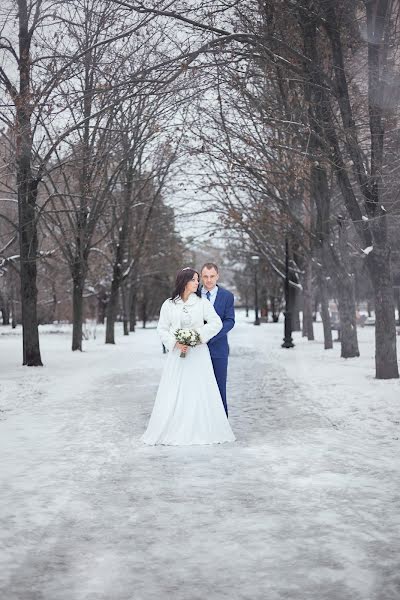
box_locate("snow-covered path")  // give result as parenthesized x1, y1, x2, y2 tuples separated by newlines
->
(1, 316, 399, 600)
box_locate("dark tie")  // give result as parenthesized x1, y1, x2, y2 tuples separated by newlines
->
(206, 291, 211, 301)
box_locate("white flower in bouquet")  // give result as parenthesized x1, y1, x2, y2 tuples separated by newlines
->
(175, 328, 201, 357)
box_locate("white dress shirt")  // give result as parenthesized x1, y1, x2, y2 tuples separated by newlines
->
(201, 285, 218, 306)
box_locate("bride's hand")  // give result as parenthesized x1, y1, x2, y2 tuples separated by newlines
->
(176, 342, 188, 353)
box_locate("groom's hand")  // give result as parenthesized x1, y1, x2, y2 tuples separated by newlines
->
(176, 343, 188, 353)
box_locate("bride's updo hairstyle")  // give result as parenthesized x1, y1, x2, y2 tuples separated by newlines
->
(171, 267, 200, 302)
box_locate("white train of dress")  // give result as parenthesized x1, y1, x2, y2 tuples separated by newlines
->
(141, 294, 235, 446)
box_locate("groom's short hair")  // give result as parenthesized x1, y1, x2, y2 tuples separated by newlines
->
(201, 262, 219, 273)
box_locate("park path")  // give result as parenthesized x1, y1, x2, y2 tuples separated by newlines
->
(0, 318, 399, 600)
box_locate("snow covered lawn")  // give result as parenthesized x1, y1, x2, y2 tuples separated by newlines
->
(0, 314, 399, 600)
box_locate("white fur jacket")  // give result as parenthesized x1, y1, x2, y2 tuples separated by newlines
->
(157, 293, 222, 352)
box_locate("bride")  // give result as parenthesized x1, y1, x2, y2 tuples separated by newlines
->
(141, 267, 235, 446)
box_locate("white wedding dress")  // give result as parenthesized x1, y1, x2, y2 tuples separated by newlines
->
(141, 294, 235, 446)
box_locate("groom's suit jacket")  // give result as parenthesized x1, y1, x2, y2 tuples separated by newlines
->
(205, 286, 235, 359)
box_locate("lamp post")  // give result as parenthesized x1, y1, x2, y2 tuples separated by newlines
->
(251, 255, 260, 325)
(282, 237, 294, 348)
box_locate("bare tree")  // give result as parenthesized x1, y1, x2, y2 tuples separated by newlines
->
(0, 0, 214, 362)
(0, 0, 146, 362)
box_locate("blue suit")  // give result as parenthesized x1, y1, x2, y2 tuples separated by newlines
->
(205, 286, 235, 417)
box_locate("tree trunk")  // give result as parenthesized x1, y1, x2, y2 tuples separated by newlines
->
(123, 318, 129, 336)
(13, 0, 43, 365)
(142, 298, 147, 329)
(105, 200, 131, 343)
(49, 289, 57, 323)
(270, 296, 279, 322)
(10, 284, 17, 328)
(19, 181, 43, 365)
(105, 272, 120, 344)
(367, 251, 399, 378)
(334, 219, 360, 359)
(302, 259, 314, 340)
(72, 272, 85, 351)
(310, 155, 333, 349)
(1, 300, 10, 325)
(97, 293, 107, 324)
(337, 278, 360, 359)
(129, 288, 137, 332)
(313, 296, 318, 322)
(290, 286, 301, 331)
(318, 274, 333, 350)
(121, 284, 129, 336)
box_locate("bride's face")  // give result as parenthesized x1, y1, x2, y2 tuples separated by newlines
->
(185, 273, 199, 295)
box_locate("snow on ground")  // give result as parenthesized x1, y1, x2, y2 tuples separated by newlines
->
(0, 312, 399, 600)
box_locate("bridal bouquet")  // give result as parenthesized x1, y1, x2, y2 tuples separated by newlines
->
(174, 328, 201, 358)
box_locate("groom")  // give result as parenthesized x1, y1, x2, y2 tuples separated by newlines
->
(201, 263, 235, 417)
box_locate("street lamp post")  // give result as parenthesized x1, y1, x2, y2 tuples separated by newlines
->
(251, 255, 260, 326)
(282, 237, 294, 348)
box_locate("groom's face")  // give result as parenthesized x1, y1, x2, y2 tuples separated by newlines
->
(201, 267, 219, 291)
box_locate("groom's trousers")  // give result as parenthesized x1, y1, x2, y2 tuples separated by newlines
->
(211, 357, 228, 417)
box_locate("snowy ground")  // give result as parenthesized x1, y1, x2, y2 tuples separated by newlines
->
(0, 313, 399, 600)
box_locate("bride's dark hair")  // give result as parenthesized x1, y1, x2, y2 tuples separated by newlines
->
(171, 267, 201, 302)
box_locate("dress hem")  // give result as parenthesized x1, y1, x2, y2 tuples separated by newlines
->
(141, 437, 236, 447)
